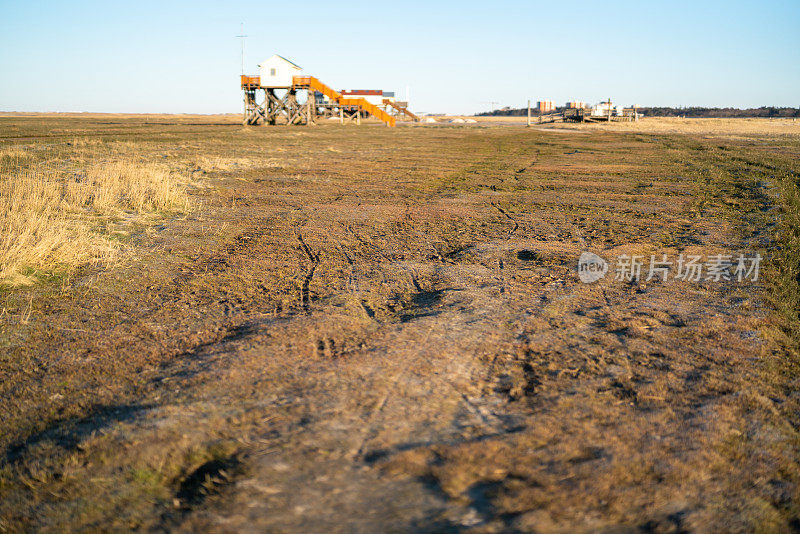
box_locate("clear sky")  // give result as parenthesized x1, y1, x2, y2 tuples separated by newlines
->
(1, 0, 798, 115)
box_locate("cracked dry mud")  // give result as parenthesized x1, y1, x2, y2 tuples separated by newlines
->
(1, 117, 799, 532)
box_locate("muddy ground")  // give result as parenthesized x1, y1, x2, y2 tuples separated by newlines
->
(1, 117, 800, 532)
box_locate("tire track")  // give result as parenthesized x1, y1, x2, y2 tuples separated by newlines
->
(295, 232, 319, 312)
(490, 201, 519, 239)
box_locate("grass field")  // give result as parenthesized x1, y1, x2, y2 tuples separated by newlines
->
(1, 115, 799, 532)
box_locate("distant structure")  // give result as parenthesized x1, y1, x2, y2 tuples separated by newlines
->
(341, 90, 391, 107)
(591, 100, 626, 117)
(537, 100, 557, 113)
(576, 99, 638, 122)
(533, 98, 639, 123)
(241, 54, 418, 127)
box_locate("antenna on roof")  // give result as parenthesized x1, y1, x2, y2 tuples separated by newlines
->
(236, 23, 247, 75)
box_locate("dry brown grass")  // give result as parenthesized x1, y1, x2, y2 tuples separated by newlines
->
(0, 171, 105, 285)
(564, 117, 800, 137)
(0, 147, 191, 286)
(78, 161, 190, 212)
(460, 115, 800, 137)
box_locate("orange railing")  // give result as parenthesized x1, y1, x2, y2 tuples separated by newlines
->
(339, 98, 395, 126)
(241, 75, 260, 87)
(383, 99, 419, 121)
(294, 75, 395, 127)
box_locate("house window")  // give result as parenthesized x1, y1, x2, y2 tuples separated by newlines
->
(270, 68, 276, 76)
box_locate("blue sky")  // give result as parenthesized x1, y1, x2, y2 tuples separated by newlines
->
(0, 0, 798, 114)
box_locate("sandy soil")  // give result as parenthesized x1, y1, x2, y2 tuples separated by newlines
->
(433, 115, 800, 137)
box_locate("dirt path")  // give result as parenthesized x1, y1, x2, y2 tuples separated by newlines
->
(1, 118, 798, 532)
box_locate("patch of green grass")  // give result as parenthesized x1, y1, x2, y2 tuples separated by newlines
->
(130, 467, 165, 495)
(767, 172, 800, 359)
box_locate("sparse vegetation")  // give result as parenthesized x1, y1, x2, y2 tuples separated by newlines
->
(1, 115, 800, 531)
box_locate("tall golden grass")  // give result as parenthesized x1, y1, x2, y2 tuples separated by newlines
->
(0, 149, 191, 286)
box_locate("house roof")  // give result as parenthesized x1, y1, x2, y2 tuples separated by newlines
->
(341, 90, 383, 96)
(258, 54, 302, 70)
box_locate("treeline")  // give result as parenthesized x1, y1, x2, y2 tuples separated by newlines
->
(475, 108, 532, 117)
(637, 107, 800, 118)
(476, 106, 800, 118)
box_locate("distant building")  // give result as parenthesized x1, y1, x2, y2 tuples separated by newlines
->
(567, 101, 587, 109)
(340, 89, 394, 107)
(258, 55, 302, 88)
(537, 100, 556, 113)
(591, 101, 626, 117)
(591, 101, 613, 117)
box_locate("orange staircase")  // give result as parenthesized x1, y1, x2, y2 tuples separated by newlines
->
(383, 99, 419, 121)
(293, 75, 396, 127)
